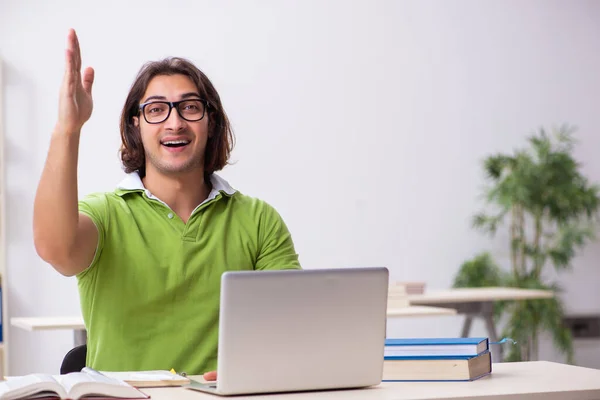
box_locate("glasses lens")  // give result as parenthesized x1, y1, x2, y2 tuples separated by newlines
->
(143, 102, 170, 123)
(178, 100, 205, 121)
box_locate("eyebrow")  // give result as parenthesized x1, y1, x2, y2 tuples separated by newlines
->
(142, 92, 202, 103)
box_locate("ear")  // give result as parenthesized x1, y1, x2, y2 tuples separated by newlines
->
(133, 116, 139, 127)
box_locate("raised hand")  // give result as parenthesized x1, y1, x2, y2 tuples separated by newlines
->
(56, 28, 95, 135)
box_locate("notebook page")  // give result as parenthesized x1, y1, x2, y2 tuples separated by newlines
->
(0, 374, 62, 399)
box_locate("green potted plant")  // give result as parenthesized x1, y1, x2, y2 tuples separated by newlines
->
(453, 125, 600, 363)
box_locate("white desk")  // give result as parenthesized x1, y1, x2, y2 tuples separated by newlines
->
(408, 287, 555, 303)
(10, 317, 87, 346)
(10, 306, 455, 348)
(408, 287, 555, 361)
(387, 305, 456, 317)
(142, 361, 600, 400)
(387, 284, 456, 317)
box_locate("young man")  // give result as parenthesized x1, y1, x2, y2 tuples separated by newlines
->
(33, 29, 301, 378)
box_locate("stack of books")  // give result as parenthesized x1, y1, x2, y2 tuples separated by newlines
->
(389, 281, 426, 295)
(402, 282, 426, 295)
(382, 337, 492, 381)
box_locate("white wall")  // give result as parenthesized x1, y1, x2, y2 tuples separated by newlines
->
(1, 0, 600, 375)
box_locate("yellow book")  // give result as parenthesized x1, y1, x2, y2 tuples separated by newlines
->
(98, 370, 191, 387)
(382, 351, 492, 381)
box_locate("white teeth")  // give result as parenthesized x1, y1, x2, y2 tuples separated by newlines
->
(162, 140, 190, 145)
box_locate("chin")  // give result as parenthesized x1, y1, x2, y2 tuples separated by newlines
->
(146, 151, 204, 175)
(154, 161, 204, 175)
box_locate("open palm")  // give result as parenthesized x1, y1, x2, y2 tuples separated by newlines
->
(57, 29, 94, 135)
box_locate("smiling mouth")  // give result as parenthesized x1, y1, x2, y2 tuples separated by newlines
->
(161, 139, 191, 148)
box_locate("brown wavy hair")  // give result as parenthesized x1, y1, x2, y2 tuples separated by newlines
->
(119, 57, 234, 178)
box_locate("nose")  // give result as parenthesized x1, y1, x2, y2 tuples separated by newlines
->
(164, 107, 185, 131)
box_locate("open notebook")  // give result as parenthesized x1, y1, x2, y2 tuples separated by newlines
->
(0, 368, 149, 400)
(98, 370, 190, 388)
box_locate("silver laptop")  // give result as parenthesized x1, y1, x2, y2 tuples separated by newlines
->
(186, 267, 389, 396)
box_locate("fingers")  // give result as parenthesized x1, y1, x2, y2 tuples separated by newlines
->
(72, 29, 82, 72)
(63, 29, 87, 95)
(66, 29, 74, 57)
(82, 67, 95, 95)
(62, 49, 75, 94)
(64, 48, 72, 77)
(203, 371, 217, 381)
(65, 29, 82, 76)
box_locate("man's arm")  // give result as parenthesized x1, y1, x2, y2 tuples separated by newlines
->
(33, 134, 98, 276)
(33, 28, 97, 277)
(255, 202, 301, 271)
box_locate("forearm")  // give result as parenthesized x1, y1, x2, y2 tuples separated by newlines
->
(33, 129, 81, 263)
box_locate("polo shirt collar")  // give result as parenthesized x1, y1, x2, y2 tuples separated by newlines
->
(115, 171, 236, 203)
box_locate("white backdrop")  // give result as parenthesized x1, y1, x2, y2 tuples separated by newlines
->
(1, 0, 600, 375)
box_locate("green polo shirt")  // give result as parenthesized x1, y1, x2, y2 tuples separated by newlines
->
(76, 173, 301, 374)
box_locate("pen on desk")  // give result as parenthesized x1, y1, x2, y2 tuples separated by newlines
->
(170, 368, 187, 377)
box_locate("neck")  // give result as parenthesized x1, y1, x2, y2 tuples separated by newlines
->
(142, 167, 211, 223)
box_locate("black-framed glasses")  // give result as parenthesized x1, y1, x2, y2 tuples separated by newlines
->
(138, 99, 208, 124)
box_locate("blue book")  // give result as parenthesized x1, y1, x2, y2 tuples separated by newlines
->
(384, 337, 489, 358)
